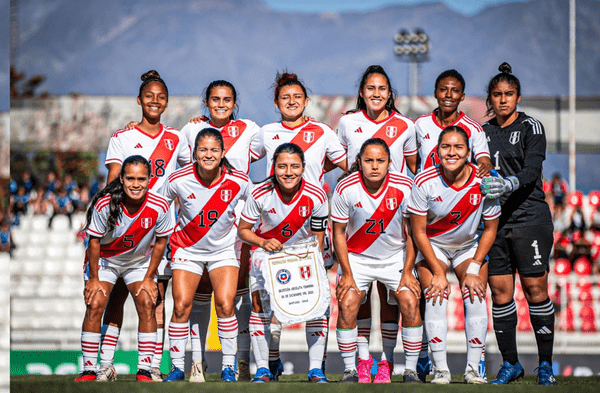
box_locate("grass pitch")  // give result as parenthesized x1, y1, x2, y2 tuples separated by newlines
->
(10, 373, 600, 393)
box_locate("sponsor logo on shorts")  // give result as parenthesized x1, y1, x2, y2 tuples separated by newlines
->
(276, 269, 291, 284)
(300, 265, 311, 280)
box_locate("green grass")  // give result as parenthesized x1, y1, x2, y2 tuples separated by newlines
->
(10, 374, 600, 393)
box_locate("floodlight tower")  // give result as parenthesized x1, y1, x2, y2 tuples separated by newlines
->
(393, 29, 431, 107)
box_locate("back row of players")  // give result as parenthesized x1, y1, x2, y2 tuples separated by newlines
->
(77, 62, 556, 385)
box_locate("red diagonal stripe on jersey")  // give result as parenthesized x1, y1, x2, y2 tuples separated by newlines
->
(222, 121, 247, 154)
(169, 179, 241, 253)
(346, 185, 404, 254)
(426, 184, 481, 238)
(147, 128, 179, 189)
(288, 123, 325, 152)
(100, 201, 158, 258)
(256, 194, 314, 244)
(372, 119, 408, 146)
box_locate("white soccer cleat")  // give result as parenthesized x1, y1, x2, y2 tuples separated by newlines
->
(189, 359, 206, 383)
(430, 367, 451, 384)
(464, 364, 487, 384)
(150, 367, 163, 382)
(96, 364, 117, 382)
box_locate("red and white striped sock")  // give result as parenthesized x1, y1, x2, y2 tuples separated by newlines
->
(168, 321, 189, 370)
(81, 331, 101, 372)
(137, 332, 156, 371)
(380, 322, 399, 363)
(269, 320, 281, 361)
(218, 316, 238, 367)
(306, 317, 328, 370)
(151, 327, 164, 369)
(356, 318, 371, 360)
(402, 326, 423, 372)
(425, 293, 449, 371)
(99, 324, 119, 367)
(337, 327, 358, 371)
(249, 312, 270, 369)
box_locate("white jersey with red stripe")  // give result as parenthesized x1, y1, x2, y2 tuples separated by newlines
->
(180, 118, 260, 174)
(414, 111, 490, 172)
(407, 164, 501, 248)
(86, 190, 174, 267)
(331, 171, 413, 262)
(159, 163, 251, 261)
(241, 179, 328, 245)
(337, 110, 418, 175)
(249, 120, 346, 186)
(105, 125, 192, 190)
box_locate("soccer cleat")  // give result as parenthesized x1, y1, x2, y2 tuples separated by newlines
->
(74, 370, 96, 382)
(357, 355, 373, 383)
(373, 360, 392, 383)
(163, 364, 185, 382)
(464, 364, 487, 384)
(431, 367, 451, 384)
(417, 355, 432, 382)
(221, 366, 237, 382)
(189, 359, 206, 383)
(95, 365, 117, 381)
(308, 368, 329, 383)
(237, 359, 251, 382)
(252, 367, 274, 383)
(338, 369, 359, 382)
(136, 369, 153, 382)
(403, 369, 422, 383)
(535, 361, 557, 385)
(489, 360, 524, 385)
(150, 367, 163, 382)
(269, 358, 284, 381)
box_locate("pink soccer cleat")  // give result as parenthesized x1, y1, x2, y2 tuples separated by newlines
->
(357, 355, 373, 383)
(373, 360, 392, 383)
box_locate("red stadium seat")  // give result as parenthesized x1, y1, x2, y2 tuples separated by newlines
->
(567, 191, 584, 207)
(574, 257, 592, 276)
(561, 305, 575, 332)
(588, 190, 600, 207)
(580, 306, 597, 332)
(581, 320, 597, 333)
(554, 258, 571, 276)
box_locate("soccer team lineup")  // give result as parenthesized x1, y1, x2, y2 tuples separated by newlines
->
(74, 61, 558, 385)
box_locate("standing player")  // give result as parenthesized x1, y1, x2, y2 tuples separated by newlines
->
(336, 65, 418, 382)
(249, 72, 347, 378)
(480, 63, 556, 385)
(98, 70, 191, 382)
(332, 138, 422, 384)
(238, 143, 330, 383)
(408, 126, 500, 384)
(159, 128, 251, 382)
(75, 155, 174, 382)
(179, 80, 259, 381)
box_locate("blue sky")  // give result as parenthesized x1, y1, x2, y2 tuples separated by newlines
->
(263, 0, 528, 14)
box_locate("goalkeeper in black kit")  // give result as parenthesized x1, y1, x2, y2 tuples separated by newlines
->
(479, 62, 556, 385)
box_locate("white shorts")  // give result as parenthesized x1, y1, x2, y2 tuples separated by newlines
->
(156, 243, 172, 280)
(416, 241, 477, 269)
(84, 258, 155, 286)
(337, 250, 415, 295)
(171, 257, 239, 276)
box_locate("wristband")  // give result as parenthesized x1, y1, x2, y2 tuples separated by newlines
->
(465, 262, 481, 275)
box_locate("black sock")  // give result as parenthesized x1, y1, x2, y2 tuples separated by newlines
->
(492, 300, 518, 365)
(528, 297, 555, 365)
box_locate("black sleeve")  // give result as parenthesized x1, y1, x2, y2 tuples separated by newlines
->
(516, 119, 546, 188)
(310, 216, 328, 232)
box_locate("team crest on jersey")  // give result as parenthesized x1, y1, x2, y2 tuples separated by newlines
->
(386, 126, 397, 138)
(228, 126, 239, 137)
(221, 189, 232, 202)
(276, 269, 291, 284)
(303, 131, 315, 143)
(141, 217, 153, 229)
(386, 198, 398, 210)
(300, 265, 311, 280)
(298, 205, 310, 217)
(164, 139, 175, 151)
(509, 131, 520, 145)
(469, 193, 482, 206)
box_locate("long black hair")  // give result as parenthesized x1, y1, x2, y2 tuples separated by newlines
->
(203, 80, 238, 120)
(485, 62, 521, 117)
(193, 128, 234, 173)
(339, 138, 391, 180)
(262, 143, 305, 190)
(84, 155, 151, 233)
(139, 70, 168, 101)
(346, 65, 399, 115)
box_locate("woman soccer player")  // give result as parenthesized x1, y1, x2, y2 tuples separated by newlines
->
(249, 71, 347, 378)
(414, 69, 492, 175)
(97, 70, 191, 382)
(480, 63, 557, 385)
(238, 143, 330, 383)
(159, 128, 251, 382)
(408, 126, 500, 384)
(336, 65, 418, 383)
(332, 138, 422, 383)
(75, 155, 174, 382)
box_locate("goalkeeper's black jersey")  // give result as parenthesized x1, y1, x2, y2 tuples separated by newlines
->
(482, 112, 552, 229)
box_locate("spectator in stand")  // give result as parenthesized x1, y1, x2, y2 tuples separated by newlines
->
(20, 170, 37, 195)
(48, 186, 73, 229)
(31, 185, 48, 215)
(90, 175, 106, 200)
(569, 206, 587, 233)
(0, 218, 13, 257)
(10, 178, 17, 195)
(549, 173, 567, 215)
(10, 185, 30, 225)
(44, 171, 59, 197)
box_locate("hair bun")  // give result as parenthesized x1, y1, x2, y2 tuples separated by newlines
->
(498, 62, 512, 74)
(277, 72, 299, 86)
(141, 70, 161, 82)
